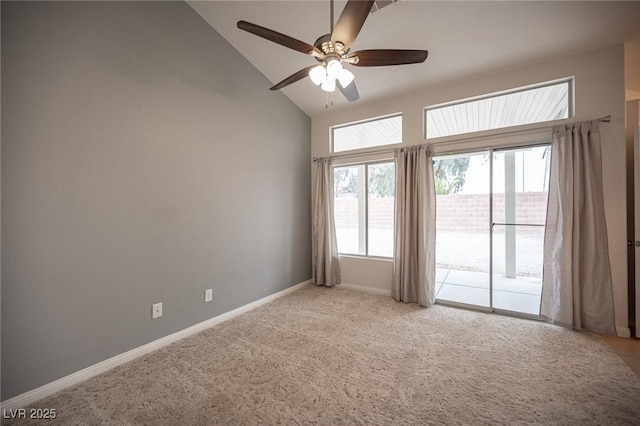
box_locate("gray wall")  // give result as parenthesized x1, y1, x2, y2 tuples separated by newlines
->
(1, 1, 311, 400)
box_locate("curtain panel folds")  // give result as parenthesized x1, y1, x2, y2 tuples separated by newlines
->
(392, 146, 437, 307)
(312, 158, 341, 287)
(541, 121, 616, 334)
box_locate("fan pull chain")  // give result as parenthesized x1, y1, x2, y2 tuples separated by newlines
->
(324, 91, 336, 109)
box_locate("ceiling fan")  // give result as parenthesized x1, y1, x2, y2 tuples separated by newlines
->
(237, 0, 428, 103)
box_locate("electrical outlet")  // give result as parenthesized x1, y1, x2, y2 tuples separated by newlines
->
(204, 289, 213, 303)
(152, 302, 163, 319)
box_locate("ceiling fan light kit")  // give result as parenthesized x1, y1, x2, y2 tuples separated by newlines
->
(237, 0, 428, 104)
(310, 60, 355, 93)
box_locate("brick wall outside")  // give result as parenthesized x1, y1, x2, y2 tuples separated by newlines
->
(436, 192, 548, 232)
(335, 192, 548, 232)
(334, 197, 394, 229)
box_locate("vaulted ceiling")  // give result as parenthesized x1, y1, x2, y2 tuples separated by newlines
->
(188, 1, 640, 117)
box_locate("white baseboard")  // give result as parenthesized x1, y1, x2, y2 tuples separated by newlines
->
(338, 282, 391, 297)
(616, 326, 631, 338)
(0, 280, 311, 411)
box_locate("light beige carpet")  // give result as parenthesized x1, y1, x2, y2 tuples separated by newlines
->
(6, 285, 640, 425)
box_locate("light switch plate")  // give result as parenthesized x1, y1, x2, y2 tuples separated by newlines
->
(152, 302, 163, 319)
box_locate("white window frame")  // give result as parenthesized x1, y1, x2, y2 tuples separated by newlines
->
(424, 77, 574, 141)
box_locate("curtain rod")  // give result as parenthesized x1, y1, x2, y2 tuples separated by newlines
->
(429, 114, 612, 148)
(312, 115, 611, 162)
(312, 143, 431, 162)
(313, 147, 397, 162)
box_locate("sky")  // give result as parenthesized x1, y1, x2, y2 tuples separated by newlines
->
(453, 146, 550, 194)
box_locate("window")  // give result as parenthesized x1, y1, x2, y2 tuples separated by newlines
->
(332, 114, 402, 153)
(425, 78, 572, 139)
(333, 162, 395, 257)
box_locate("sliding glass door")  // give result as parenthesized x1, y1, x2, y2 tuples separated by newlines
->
(435, 152, 491, 308)
(435, 145, 549, 316)
(491, 146, 549, 315)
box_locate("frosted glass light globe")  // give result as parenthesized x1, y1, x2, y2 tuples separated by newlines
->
(309, 65, 326, 86)
(337, 68, 355, 88)
(326, 59, 343, 80)
(321, 77, 336, 92)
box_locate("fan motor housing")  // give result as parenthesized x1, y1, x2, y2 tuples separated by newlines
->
(314, 34, 346, 60)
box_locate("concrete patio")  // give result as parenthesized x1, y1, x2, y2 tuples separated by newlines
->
(436, 267, 542, 315)
(434, 227, 544, 315)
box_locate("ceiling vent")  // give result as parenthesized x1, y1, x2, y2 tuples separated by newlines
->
(371, 0, 400, 14)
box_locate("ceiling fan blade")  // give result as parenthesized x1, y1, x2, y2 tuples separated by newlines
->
(331, 0, 375, 51)
(338, 81, 360, 102)
(350, 49, 429, 67)
(270, 65, 316, 91)
(238, 21, 323, 58)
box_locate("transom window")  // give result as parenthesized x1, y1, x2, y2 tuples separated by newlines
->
(331, 114, 402, 153)
(425, 78, 573, 139)
(333, 162, 395, 257)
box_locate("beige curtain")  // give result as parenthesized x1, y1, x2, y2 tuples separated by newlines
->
(541, 121, 616, 334)
(312, 158, 341, 286)
(392, 146, 437, 307)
